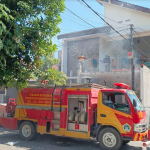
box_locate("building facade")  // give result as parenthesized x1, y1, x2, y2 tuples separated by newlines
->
(57, 0, 150, 97)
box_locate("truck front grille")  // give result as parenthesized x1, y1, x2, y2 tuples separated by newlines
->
(142, 124, 147, 132)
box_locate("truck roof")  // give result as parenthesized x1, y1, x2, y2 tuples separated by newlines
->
(27, 83, 132, 93)
(27, 83, 108, 90)
(100, 88, 129, 93)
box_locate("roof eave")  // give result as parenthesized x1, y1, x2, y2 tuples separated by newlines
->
(97, 0, 150, 15)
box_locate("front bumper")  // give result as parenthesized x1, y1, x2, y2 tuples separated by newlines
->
(133, 130, 148, 141)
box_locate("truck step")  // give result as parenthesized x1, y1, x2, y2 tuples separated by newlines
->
(52, 120, 60, 130)
(52, 120, 60, 125)
(53, 111, 60, 120)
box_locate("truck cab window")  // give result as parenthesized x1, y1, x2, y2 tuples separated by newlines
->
(102, 92, 130, 114)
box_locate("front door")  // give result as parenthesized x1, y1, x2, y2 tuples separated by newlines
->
(98, 91, 133, 137)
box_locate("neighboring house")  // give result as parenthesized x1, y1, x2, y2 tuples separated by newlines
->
(0, 80, 36, 103)
(57, 0, 150, 97)
(58, 26, 112, 78)
(97, 0, 150, 30)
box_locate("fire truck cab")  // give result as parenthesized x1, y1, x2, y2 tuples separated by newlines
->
(0, 83, 148, 150)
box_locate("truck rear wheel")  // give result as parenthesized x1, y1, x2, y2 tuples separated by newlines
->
(98, 127, 122, 150)
(19, 121, 36, 141)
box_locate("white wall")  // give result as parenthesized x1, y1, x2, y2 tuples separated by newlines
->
(62, 40, 67, 74)
(140, 65, 150, 127)
(104, 4, 150, 31)
(140, 65, 150, 107)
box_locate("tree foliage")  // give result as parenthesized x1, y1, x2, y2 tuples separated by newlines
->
(0, 0, 66, 89)
(36, 54, 67, 85)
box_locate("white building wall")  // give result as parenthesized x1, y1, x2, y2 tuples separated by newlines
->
(62, 40, 68, 74)
(104, 4, 150, 30)
(140, 65, 150, 107)
(140, 65, 150, 127)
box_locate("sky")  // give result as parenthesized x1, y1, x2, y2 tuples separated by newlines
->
(53, 0, 150, 58)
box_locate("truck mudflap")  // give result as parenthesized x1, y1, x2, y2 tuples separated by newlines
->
(133, 131, 148, 141)
(0, 117, 17, 130)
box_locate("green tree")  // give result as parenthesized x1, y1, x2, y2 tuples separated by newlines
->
(0, 0, 65, 89)
(35, 54, 68, 85)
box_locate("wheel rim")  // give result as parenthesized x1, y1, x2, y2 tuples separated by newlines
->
(102, 132, 116, 148)
(22, 125, 31, 137)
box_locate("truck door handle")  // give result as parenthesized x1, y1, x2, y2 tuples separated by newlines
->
(100, 114, 106, 117)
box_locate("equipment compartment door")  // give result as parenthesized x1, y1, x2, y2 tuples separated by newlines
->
(67, 95, 89, 133)
(99, 92, 133, 137)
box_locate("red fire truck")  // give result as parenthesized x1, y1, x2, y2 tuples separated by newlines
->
(0, 83, 148, 150)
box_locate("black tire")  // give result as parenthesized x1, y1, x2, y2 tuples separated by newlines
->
(122, 140, 130, 145)
(19, 121, 36, 141)
(98, 127, 122, 150)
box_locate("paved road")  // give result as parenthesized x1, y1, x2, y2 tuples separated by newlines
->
(0, 127, 149, 150)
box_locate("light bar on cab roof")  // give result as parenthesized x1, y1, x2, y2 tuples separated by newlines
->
(114, 83, 131, 90)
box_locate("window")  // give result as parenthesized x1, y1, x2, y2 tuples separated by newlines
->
(102, 92, 130, 114)
(126, 91, 145, 111)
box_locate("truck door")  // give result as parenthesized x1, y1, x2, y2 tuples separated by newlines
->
(98, 92, 133, 137)
(67, 95, 89, 133)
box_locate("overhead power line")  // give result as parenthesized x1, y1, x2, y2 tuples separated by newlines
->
(65, 5, 147, 58)
(80, 0, 128, 39)
(78, 0, 149, 56)
(63, 12, 104, 25)
(64, 10, 129, 30)
(54, 29, 146, 59)
(134, 26, 150, 34)
(78, 0, 129, 27)
(65, 7, 126, 45)
(134, 29, 150, 50)
(65, 7, 97, 29)
(62, 16, 91, 29)
(55, 28, 131, 47)
(79, 0, 148, 57)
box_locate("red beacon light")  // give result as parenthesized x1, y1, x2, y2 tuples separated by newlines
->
(114, 83, 131, 90)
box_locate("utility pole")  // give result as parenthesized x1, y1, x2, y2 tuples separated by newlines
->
(130, 24, 135, 91)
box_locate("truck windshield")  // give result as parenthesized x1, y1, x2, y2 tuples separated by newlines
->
(126, 91, 145, 111)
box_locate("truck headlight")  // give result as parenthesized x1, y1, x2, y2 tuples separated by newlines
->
(134, 124, 146, 133)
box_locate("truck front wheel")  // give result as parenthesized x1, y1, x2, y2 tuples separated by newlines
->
(19, 121, 36, 141)
(98, 127, 122, 150)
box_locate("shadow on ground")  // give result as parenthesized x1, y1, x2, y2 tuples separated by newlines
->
(0, 127, 147, 150)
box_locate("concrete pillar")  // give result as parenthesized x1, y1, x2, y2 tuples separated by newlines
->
(62, 40, 67, 75)
(77, 63, 82, 83)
